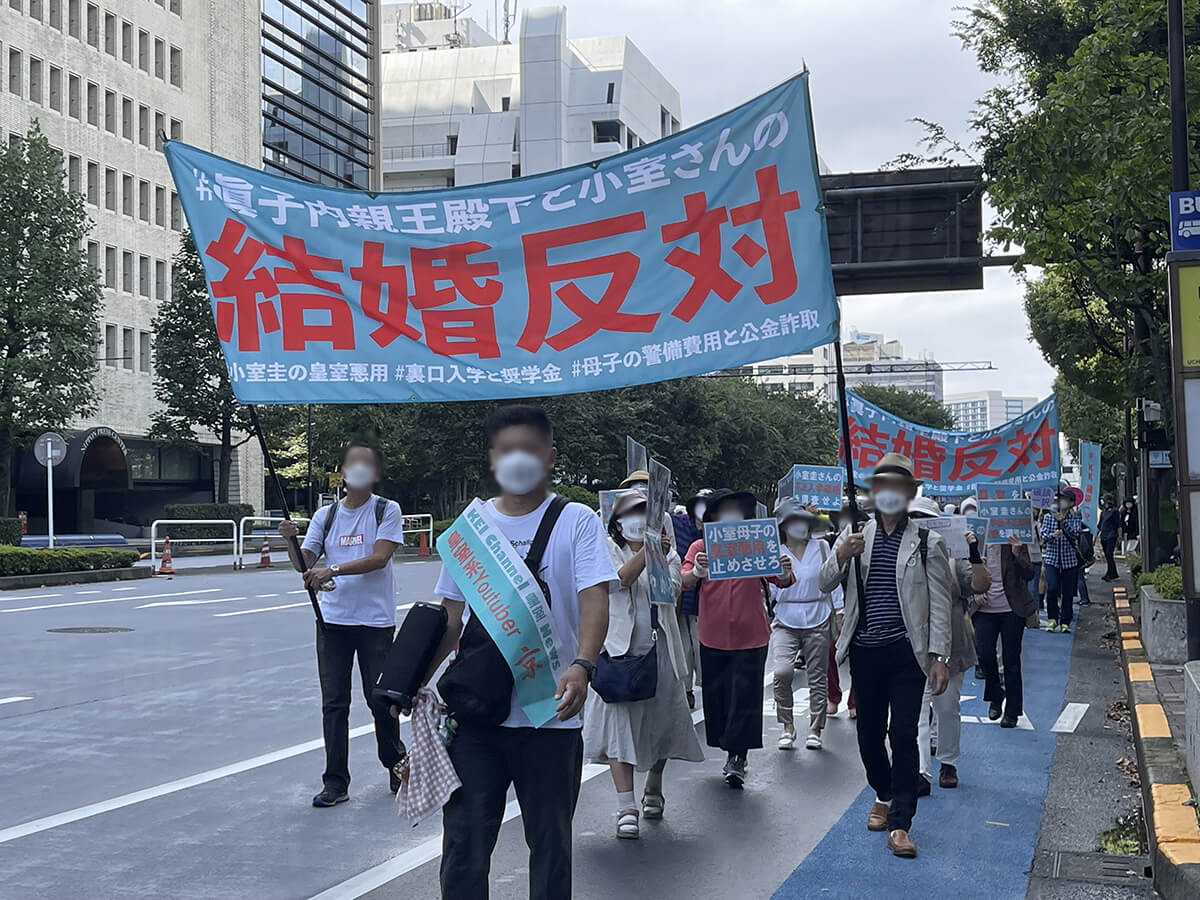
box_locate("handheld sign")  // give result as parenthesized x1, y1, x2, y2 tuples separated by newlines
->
(979, 498, 1034, 545)
(644, 533, 676, 607)
(1078, 440, 1101, 528)
(977, 480, 1023, 502)
(922, 516, 969, 559)
(1028, 486, 1055, 510)
(778, 472, 794, 501)
(755, 501, 768, 520)
(626, 437, 648, 477)
(437, 500, 567, 726)
(647, 458, 671, 532)
(791, 464, 845, 510)
(965, 516, 991, 542)
(598, 490, 618, 529)
(703, 518, 783, 580)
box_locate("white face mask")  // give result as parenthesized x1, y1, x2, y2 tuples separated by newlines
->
(693, 501, 707, 521)
(717, 509, 743, 523)
(785, 521, 810, 540)
(342, 461, 376, 490)
(494, 450, 545, 495)
(873, 489, 908, 516)
(618, 514, 647, 541)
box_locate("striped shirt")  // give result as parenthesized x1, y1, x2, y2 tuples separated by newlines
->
(853, 518, 908, 648)
(1040, 510, 1080, 570)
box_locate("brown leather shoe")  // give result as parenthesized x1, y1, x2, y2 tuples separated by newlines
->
(887, 829, 918, 858)
(939, 763, 958, 789)
(867, 801, 889, 832)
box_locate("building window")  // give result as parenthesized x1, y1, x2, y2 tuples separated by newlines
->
(138, 105, 149, 146)
(29, 0, 42, 18)
(67, 0, 79, 37)
(68, 73, 80, 118)
(138, 256, 150, 298)
(155, 260, 166, 301)
(154, 111, 165, 149)
(593, 120, 621, 144)
(86, 160, 98, 204)
(168, 118, 181, 140)
(48, 65, 61, 110)
(127, 446, 158, 480)
(138, 180, 149, 221)
(168, 46, 181, 87)
(606, 82, 615, 104)
(103, 324, 117, 367)
(626, 128, 639, 150)
(122, 250, 133, 292)
(103, 12, 116, 56)
(757, 364, 785, 376)
(85, 3, 98, 48)
(121, 96, 132, 140)
(121, 173, 133, 216)
(86, 81, 98, 125)
(86, 241, 98, 274)
(121, 327, 133, 370)
(155, 185, 165, 225)
(104, 89, 116, 133)
(788, 364, 814, 375)
(49, 0, 60, 28)
(67, 154, 80, 193)
(160, 445, 197, 480)
(170, 191, 181, 230)
(447, 134, 458, 155)
(139, 331, 151, 373)
(501, 95, 510, 111)
(8, 49, 22, 97)
(103, 246, 116, 288)
(121, 20, 132, 64)
(28, 57, 42, 104)
(104, 167, 116, 211)
(154, 39, 165, 79)
(137, 30, 149, 72)
(168, 0, 179, 14)
(9, 0, 20, 11)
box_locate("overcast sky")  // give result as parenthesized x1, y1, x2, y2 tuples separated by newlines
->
(528, 0, 1058, 399)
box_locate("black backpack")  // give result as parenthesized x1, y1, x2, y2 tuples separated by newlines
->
(1077, 527, 1095, 564)
(438, 496, 569, 726)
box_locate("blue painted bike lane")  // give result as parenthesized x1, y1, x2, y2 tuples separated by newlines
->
(773, 628, 1075, 899)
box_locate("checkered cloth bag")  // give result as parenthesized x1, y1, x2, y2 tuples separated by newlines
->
(396, 687, 461, 826)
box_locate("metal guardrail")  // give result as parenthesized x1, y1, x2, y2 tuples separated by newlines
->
(236, 516, 311, 570)
(149, 519, 237, 570)
(381, 142, 453, 163)
(401, 514, 434, 552)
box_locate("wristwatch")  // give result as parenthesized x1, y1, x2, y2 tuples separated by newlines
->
(330, 564, 341, 575)
(932, 654, 950, 666)
(570, 657, 596, 682)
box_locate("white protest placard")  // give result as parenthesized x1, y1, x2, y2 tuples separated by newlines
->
(922, 516, 970, 559)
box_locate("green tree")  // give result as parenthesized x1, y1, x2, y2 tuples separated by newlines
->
(150, 230, 253, 501)
(1055, 374, 1127, 496)
(851, 384, 956, 430)
(0, 124, 103, 513)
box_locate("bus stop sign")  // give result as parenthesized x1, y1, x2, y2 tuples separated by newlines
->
(1170, 190, 1200, 250)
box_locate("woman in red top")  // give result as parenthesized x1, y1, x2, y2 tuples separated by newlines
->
(682, 489, 793, 787)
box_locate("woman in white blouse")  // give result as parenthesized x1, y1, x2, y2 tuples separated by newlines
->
(769, 498, 844, 750)
(583, 490, 704, 840)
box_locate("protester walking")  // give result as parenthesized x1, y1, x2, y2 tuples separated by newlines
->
(908, 496, 978, 794)
(1099, 497, 1121, 581)
(672, 491, 711, 708)
(411, 405, 617, 900)
(968, 527, 1037, 728)
(1041, 487, 1082, 633)
(1077, 515, 1095, 607)
(769, 498, 843, 750)
(584, 490, 704, 840)
(1120, 499, 1139, 556)
(279, 443, 407, 808)
(620, 469, 676, 549)
(682, 488, 794, 788)
(820, 453, 954, 860)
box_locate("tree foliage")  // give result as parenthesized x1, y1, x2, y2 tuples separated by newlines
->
(150, 230, 253, 502)
(0, 124, 103, 513)
(1055, 374, 1127, 495)
(851, 384, 957, 430)
(263, 378, 841, 519)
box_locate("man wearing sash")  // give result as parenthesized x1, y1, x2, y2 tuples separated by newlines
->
(421, 405, 616, 900)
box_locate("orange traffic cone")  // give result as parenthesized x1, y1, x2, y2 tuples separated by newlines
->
(157, 535, 176, 575)
(418, 530, 431, 557)
(257, 535, 273, 568)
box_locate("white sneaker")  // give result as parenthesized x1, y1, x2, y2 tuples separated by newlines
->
(778, 728, 796, 749)
(616, 808, 639, 840)
(805, 732, 822, 750)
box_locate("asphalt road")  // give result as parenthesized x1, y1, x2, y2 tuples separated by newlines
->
(0, 561, 1152, 899)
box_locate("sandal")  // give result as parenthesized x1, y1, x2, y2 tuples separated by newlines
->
(778, 728, 797, 749)
(641, 792, 665, 819)
(616, 807, 640, 839)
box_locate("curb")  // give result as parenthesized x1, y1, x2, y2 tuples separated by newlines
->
(1116, 582, 1200, 898)
(0, 566, 152, 591)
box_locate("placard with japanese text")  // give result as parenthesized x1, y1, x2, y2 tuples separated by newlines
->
(703, 518, 783, 580)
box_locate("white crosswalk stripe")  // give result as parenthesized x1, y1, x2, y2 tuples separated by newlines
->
(1, 589, 220, 613)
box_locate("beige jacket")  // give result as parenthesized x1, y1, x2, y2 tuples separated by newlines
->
(819, 519, 954, 675)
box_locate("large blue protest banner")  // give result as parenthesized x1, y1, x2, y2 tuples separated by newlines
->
(163, 74, 838, 404)
(1077, 440, 1101, 528)
(843, 390, 1061, 497)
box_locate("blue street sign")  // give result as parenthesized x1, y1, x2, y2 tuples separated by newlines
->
(1170, 191, 1200, 251)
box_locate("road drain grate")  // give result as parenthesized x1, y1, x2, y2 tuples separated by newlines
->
(47, 626, 134, 634)
(1040, 850, 1151, 885)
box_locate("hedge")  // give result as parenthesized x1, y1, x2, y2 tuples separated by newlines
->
(0, 546, 141, 577)
(1128, 553, 1142, 577)
(555, 484, 599, 510)
(0, 518, 22, 547)
(1152, 564, 1183, 602)
(162, 503, 255, 540)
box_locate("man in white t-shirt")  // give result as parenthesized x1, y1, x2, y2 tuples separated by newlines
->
(408, 405, 615, 900)
(278, 443, 406, 809)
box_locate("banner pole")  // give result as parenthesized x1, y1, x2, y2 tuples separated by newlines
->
(833, 340, 866, 595)
(246, 405, 325, 629)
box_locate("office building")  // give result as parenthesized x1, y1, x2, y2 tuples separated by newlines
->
(1, 0, 262, 533)
(261, 0, 379, 190)
(946, 390, 1039, 431)
(377, 3, 681, 191)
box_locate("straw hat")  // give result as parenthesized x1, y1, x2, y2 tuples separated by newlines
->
(866, 452, 921, 486)
(619, 469, 650, 489)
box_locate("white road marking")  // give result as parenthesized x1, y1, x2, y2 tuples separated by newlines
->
(74, 590, 101, 595)
(138, 597, 246, 609)
(1050, 702, 1089, 734)
(0, 593, 63, 603)
(255, 593, 280, 599)
(310, 674, 774, 899)
(0, 696, 33, 706)
(287, 590, 307, 595)
(963, 712, 1035, 731)
(214, 601, 308, 617)
(395, 603, 415, 611)
(110, 586, 138, 592)
(0, 723, 396, 845)
(1, 589, 220, 613)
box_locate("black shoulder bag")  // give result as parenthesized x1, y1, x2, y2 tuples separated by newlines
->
(592, 562, 659, 704)
(438, 496, 569, 726)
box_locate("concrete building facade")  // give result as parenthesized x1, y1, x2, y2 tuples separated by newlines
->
(945, 390, 1039, 431)
(0, 0, 264, 534)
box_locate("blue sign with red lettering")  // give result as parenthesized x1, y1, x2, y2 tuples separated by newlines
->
(703, 519, 783, 581)
(164, 74, 838, 404)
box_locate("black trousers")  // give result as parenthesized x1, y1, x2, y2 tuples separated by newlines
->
(1102, 536, 1119, 579)
(315, 622, 405, 792)
(972, 610, 1025, 718)
(1044, 564, 1079, 626)
(441, 724, 583, 900)
(698, 644, 768, 754)
(848, 638, 926, 833)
